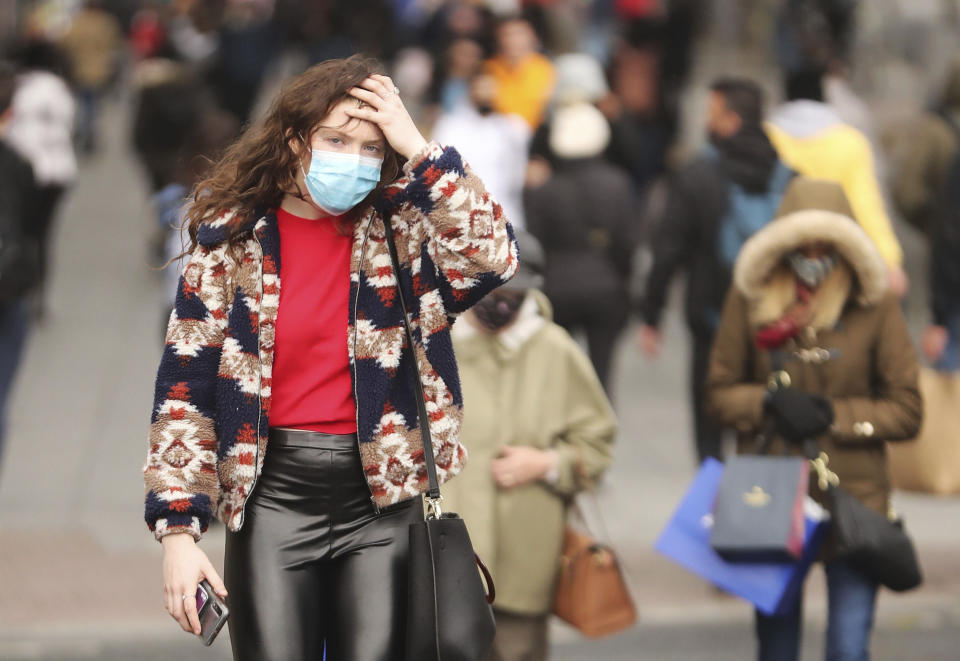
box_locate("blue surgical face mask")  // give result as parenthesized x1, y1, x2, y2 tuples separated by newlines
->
(788, 251, 838, 288)
(300, 149, 383, 216)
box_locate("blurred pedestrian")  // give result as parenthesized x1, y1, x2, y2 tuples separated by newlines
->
(528, 52, 667, 198)
(890, 55, 960, 237)
(7, 16, 71, 80)
(921, 102, 960, 371)
(525, 101, 638, 392)
(128, 5, 167, 61)
(129, 59, 239, 316)
(5, 54, 77, 320)
(924, 198, 960, 371)
(707, 178, 922, 661)
(165, 1, 220, 68)
(443, 232, 616, 661)
(527, 52, 610, 179)
(639, 78, 794, 465)
(484, 16, 555, 129)
(419, 0, 494, 64)
(0, 62, 39, 469)
(607, 15, 694, 162)
(766, 69, 908, 297)
(432, 71, 530, 229)
(58, 0, 122, 154)
(429, 37, 486, 115)
(142, 56, 518, 658)
(775, 0, 856, 75)
(207, 0, 279, 124)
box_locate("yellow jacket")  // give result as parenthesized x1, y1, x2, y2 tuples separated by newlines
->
(766, 102, 902, 266)
(484, 54, 555, 130)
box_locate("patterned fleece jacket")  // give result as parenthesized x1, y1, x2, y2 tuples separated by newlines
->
(143, 142, 519, 541)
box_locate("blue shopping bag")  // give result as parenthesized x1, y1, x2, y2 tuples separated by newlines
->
(655, 458, 830, 615)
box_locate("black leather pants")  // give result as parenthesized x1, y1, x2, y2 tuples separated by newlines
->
(224, 429, 421, 661)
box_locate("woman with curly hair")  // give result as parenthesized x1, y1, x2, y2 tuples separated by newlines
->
(142, 55, 517, 660)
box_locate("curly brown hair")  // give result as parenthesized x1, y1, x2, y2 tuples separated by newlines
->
(181, 55, 401, 256)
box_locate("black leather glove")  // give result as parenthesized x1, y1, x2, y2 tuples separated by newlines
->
(764, 388, 835, 443)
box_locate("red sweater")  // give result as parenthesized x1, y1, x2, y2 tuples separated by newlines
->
(270, 206, 357, 434)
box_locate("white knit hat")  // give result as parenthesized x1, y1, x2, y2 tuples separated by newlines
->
(548, 102, 611, 160)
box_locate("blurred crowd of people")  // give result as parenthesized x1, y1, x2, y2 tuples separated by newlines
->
(1, 0, 959, 660)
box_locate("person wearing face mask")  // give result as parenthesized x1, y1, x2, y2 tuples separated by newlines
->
(766, 68, 908, 297)
(706, 178, 922, 661)
(432, 71, 531, 229)
(142, 55, 519, 660)
(639, 77, 794, 465)
(443, 232, 616, 661)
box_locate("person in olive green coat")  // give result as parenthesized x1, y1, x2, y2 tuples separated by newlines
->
(889, 55, 960, 236)
(706, 177, 922, 661)
(444, 234, 616, 661)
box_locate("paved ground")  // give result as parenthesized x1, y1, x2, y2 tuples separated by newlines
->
(2, 8, 960, 659)
(4, 620, 960, 661)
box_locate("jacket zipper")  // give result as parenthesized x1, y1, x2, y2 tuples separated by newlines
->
(353, 211, 380, 513)
(237, 222, 266, 529)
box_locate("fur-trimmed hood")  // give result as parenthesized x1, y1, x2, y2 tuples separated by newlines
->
(733, 178, 889, 328)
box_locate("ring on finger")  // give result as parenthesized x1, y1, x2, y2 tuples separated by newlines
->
(182, 593, 192, 601)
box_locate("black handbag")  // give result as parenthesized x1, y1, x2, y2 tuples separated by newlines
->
(382, 216, 497, 661)
(810, 452, 923, 592)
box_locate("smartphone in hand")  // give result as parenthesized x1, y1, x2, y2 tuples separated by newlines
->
(196, 579, 229, 646)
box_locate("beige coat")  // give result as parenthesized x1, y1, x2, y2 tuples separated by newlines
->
(60, 8, 122, 89)
(443, 291, 616, 615)
(707, 179, 922, 516)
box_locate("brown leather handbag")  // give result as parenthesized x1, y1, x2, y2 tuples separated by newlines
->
(552, 520, 637, 638)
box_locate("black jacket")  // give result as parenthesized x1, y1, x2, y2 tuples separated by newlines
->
(525, 157, 639, 310)
(0, 140, 38, 302)
(931, 158, 960, 326)
(641, 125, 789, 337)
(639, 156, 731, 336)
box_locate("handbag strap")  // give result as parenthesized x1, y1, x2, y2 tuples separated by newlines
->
(476, 553, 496, 604)
(565, 446, 614, 544)
(571, 491, 613, 544)
(381, 215, 443, 508)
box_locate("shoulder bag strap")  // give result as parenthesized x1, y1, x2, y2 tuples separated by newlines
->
(381, 215, 443, 504)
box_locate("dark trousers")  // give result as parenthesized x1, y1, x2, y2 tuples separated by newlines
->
(224, 429, 422, 661)
(0, 299, 29, 464)
(755, 559, 879, 661)
(691, 330, 723, 463)
(26, 184, 66, 312)
(553, 292, 627, 394)
(76, 88, 100, 153)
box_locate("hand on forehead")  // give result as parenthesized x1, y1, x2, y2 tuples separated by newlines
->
(307, 98, 386, 151)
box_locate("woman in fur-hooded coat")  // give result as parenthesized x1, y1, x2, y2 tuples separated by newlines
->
(706, 177, 921, 661)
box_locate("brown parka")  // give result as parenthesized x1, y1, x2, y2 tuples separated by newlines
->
(706, 178, 922, 517)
